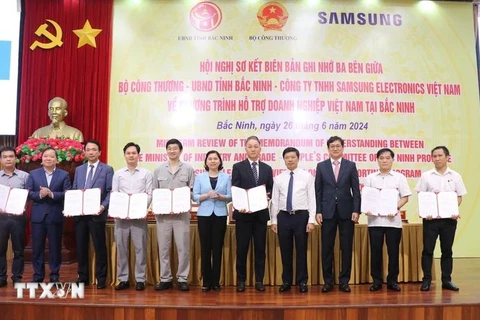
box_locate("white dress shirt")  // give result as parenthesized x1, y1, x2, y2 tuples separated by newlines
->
(84, 160, 99, 184)
(247, 158, 260, 177)
(113, 166, 154, 205)
(364, 170, 412, 228)
(415, 168, 467, 195)
(270, 168, 316, 224)
(330, 158, 342, 171)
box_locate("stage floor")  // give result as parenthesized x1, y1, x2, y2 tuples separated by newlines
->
(0, 258, 479, 319)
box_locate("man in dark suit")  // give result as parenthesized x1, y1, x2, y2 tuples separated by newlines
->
(26, 147, 71, 282)
(315, 136, 360, 293)
(72, 140, 113, 289)
(232, 136, 273, 292)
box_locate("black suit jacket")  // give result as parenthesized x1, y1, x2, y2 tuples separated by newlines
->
(26, 167, 71, 224)
(72, 162, 114, 222)
(231, 159, 273, 222)
(315, 158, 361, 220)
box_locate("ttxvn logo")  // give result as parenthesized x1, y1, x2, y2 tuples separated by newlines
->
(14, 282, 85, 299)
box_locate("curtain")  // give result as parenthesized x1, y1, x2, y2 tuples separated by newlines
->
(17, 0, 113, 161)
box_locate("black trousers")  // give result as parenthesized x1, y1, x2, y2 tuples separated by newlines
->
(235, 219, 267, 283)
(75, 216, 107, 284)
(31, 218, 63, 281)
(277, 210, 309, 285)
(321, 209, 354, 285)
(198, 214, 227, 287)
(368, 226, 402, 285)
(0, 214, 26, 282)
(422, 218, 457, 283)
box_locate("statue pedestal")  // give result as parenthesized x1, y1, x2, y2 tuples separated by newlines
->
(18, 160, 82, 264)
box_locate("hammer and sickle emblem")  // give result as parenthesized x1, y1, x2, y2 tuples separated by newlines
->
(30, 19, 63, 50)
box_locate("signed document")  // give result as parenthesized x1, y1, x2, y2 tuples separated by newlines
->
(108, 192, 148, 219)
(0, 184, 28, 215)
(361, 187, 399, 216)
(231, 185, 268, 213)
(418, 191, 459, 218)
(152, 186, 191, 214)
(64, 188, 101, 216)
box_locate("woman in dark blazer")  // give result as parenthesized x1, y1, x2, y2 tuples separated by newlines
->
(193, 150, 232, 292)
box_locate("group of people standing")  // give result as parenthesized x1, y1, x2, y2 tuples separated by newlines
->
(0, 135, 466, 294)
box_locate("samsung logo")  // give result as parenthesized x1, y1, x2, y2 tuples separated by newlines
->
(318, 12, 402, 26)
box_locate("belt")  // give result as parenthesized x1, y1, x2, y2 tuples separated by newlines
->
(280, 210, 308, 215)
(9, 213, 23, 217)
(1, 213, 23, 218)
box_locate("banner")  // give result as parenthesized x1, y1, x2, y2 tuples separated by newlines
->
(0, 0, 20, 135)
(109, 0, 480, 256)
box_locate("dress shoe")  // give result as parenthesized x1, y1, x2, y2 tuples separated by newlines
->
(135, 282, 145, 291)
(96, 282, 107, 289)
(298, 283, 308, 293)
(255, 282, 265, 292)
(442, 282, 459, 291)
(50, 278, 59, 283)
(32, 278, 43, 283)
(236, 281, 246, 292)
(154, 281, 173, 291)
(370, 283, 382, 291)
(202, 283, 211, 292)
(76, 279, 88, 285)
(115, 281, 130, 290)
(178, 281, 189, 291)
(420, 280, 431, 291)
(212, 285, 221, 292)
(322, 283, 334, 293)
(279, 283, 291, 292)
(387, 282, 401, 292)
(0, 280, 7, 288)
(339, 283, 351, 293)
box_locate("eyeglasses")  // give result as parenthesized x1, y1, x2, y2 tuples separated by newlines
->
(329, 145, 343, 149)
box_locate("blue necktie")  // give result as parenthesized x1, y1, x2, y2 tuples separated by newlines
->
(252, 161, 258, 185)
(85, 165, 94, 189)
(286, 171, 294, 212)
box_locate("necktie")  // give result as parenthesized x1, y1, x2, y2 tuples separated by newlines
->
(85, 164, 94, 189)
(286, 171, 294, 212)
(334, 160, 340, 182)
(252, 161, 258, 185)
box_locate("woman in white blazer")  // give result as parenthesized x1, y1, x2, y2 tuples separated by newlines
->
(193, 150, 232, 292)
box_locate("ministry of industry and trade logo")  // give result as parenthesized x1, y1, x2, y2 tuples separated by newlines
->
(190, 1, 222, 32)
(257, 2, 289, 31)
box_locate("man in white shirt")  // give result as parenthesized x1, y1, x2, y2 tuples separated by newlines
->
(364, 148, 411, 292)
(271, 147, 315, 293)
(415, 146, 467, 292)
(112, 142, 153, 291)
